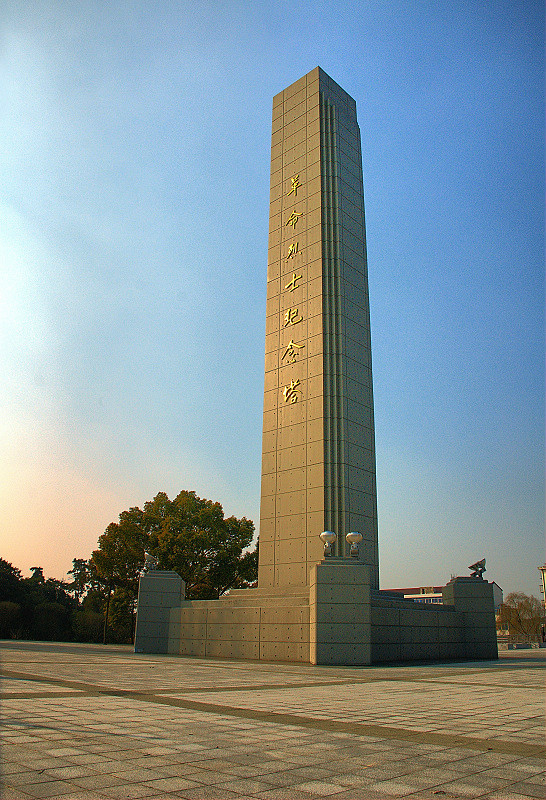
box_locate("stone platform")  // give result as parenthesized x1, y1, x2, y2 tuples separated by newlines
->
(134, 566, 498, 665)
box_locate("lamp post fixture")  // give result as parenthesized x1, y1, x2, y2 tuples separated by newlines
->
(346, 532, 363, 558)
(319, 531, 337, 558)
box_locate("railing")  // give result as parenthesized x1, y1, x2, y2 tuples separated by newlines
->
(497, 633, 545, 649)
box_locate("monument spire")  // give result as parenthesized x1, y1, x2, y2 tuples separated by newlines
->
(258, 67, 379, 590)
(134, 69, 498, 665)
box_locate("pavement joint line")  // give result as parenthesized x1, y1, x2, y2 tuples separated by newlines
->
(1, 668, 544, 760)
(1, 691, 85, 699)
(2, 654, 544, 680)
(414, 682, 544, 691)
(2, 668, 543, 694)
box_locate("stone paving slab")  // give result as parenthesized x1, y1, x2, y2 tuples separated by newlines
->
(0, 641, 544, 800)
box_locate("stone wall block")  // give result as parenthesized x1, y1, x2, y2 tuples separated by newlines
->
(371, 625, 403, 645)
(465, 642, 499, 659)
(438, 642, 467, 659)
(206, 607, 261, 625)
(435, 610, 460, 627)
(178, 606, 209, 623)
(311, 583, 370, 605)
(260, 641, 309, 662)
(442, 577, 498, 660)
(137, 636, 162, 654)
(314, 641, 370, 665)
(463, 624, 498, 643)
(399, 625, 440, 645)
(206, 622, 260, 642)
(399, 607, 439, 628)
(400, 642, 440, 661)
(136, 607, 171, 625)
(134, 571, 185, 654)
(438, 625, 465, 644)
(371, 641, 401, 663)
(463, 611, 497, 629)
(261, 606, 310, 625)
(178, 622, 208, 639)
(260, 623, 309, 643)
(309, 562, 372, 586)
(442, 577, 494, 610)
(371, 607, 400, 627)
(309, 562, 372, 664)
(178, 638, 207, 657)
(312, 602, 371, 624)
(205, 639, 259, 660)
(314, 622, 370, 642)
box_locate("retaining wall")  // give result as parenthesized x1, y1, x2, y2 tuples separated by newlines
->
(134, 566, 497, 664)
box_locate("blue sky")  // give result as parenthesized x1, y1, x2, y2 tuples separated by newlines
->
(1, 0, 543, 597)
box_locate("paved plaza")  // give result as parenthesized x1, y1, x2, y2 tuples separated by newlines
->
(0, 641, 544, 800)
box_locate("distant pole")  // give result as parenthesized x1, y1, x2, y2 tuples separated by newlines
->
(102, 585, 112, 644)
(539, 565, 546, 610)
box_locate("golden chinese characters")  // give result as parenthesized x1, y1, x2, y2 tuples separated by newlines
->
(280, 175, 306, 404)
(284, 273, 302, 292)
(286, 242, 299, 260)
(283, 307, 303, 326)
(287, 174, 301, 197)
(281, 340, 305, 364)
(286, 211, 303, 228)
(283, 379, 301, 404)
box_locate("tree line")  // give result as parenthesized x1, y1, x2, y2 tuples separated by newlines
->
(497, 592, 546, 642)
(2, 489, 544, 646)
(0, 490, 258, 644)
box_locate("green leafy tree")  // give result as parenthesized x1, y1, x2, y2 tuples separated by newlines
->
(149, 491, 255, 599)
(31, 601, 71, 641)
(0, 560, 79, 641)
(71, 606, 104, 642)
(71, 581, 108, 643)
(90, 511, 149, 642)
(239, 538, 258, 588)
(67, 558, 93, 601)
(109, 587, 137, 642)
(24, 571, 75, 640)
(85, 490, 257, 639)
(24, 569, 73, 606)
(0, 559, 25, 603)
(0, 601, 23, 638)
(91, 510, 148, 594)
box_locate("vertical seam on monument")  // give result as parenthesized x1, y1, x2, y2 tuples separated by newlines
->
(333, 104, 347, 557)
(321, 91, 345, 557)
(320, 93, 330, 550)
(304, 76, 309, 577)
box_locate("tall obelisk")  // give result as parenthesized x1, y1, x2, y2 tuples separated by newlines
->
(258, 68, 379, 591)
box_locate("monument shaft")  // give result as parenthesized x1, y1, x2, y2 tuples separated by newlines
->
(258, 67, 379, 590)
(135, 69, 498, 665)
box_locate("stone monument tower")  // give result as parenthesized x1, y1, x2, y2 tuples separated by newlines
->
(258, 67, 379, 590)
(134, 68, 498, 665)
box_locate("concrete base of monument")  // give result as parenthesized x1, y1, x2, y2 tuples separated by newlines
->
(133, 571, 186, 655)
(134, 566, 498, 665)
